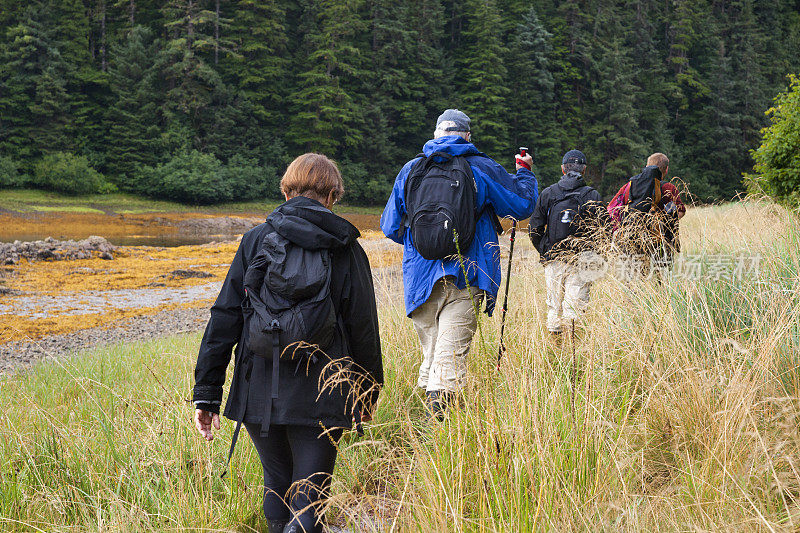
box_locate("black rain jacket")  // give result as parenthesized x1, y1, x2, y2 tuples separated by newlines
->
(192, 196, 383, 429)
(528, 172, 607, 262)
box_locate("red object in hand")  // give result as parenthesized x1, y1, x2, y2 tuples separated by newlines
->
(516, 146, 530, 170)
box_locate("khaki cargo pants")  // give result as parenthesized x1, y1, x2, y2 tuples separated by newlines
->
(544, 260, 592, 333)
(411, 277, 484, 393)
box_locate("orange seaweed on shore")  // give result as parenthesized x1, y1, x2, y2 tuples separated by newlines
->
(7, 243, 238, 293)
(0, 211, 216, 244)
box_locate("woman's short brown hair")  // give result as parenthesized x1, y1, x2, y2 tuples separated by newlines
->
(280, 153, 345, 204)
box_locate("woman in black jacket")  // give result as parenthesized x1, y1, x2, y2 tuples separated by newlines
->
(192, 153, 383, 533)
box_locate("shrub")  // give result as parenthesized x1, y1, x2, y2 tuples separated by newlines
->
(137, 151, 282, 204)
(222, 154, 281, 200)
(137, 150, 230, 204)
(749, 74, 800, 205)
(339, 160, 392, 205)
(33, 152, 114, 195)
(0, 156, 26, 188)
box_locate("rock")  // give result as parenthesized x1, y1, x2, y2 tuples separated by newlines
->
(173, 216, 263, 234)
(0, 236, 117, 263)
(168, 269, 213, 279)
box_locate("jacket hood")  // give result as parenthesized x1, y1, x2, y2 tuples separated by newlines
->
(558, 171, 587, 190)
(629, 165, 662, 202)
(422, 135, 485, 158)
(632, 165, 662, 182)
(267, 196, 360, 250)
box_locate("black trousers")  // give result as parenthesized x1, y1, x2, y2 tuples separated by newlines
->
(245, 423, 342, 533)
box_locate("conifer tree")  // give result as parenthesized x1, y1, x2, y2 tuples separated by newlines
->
(287, 0, 367, 155)
(157, 0, 237, 154)
(456, 0, 510, 158)
(586, 3, 644, 194)
(105, 25, 162, 185)
(547, 0, 594, 156)
(397, 0, 449, 150)
(509, 6, 558, 178)
(0, 3, 73, 163)
(224, 0, 289, 130)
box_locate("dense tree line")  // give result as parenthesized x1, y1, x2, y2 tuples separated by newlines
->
(0, 0, 798, 204)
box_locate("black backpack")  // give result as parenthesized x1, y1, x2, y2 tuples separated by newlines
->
(243, 231, 337, 362)
(404, 151, 478, 260)
(625, 165, 662, 215)
(547, 183, 593, 244)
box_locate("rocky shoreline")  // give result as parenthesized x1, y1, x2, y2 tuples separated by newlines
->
(1, 236, 117, 265)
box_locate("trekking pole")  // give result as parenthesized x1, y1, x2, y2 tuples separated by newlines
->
(496, 147, 528, 370)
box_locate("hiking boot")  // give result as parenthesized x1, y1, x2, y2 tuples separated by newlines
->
(425, 390, 448, 421)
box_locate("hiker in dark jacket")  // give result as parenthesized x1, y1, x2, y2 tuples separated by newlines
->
(529, 150, 608, 334)
(192, 153, 383, 533)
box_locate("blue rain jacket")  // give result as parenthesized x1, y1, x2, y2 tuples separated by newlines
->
(380, 136, 538, 316)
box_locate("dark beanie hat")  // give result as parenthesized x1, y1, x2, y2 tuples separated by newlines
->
(562, 149, 587, 165)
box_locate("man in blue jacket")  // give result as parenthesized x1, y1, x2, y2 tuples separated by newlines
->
(381, 109, 538, 416)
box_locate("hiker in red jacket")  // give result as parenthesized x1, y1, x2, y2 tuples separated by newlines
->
(608, 153, 686, 272)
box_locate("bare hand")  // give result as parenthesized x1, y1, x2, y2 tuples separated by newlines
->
(515, 154, 533, 170)
(194, 409, 220, 441)
(360, 409, 373, 423)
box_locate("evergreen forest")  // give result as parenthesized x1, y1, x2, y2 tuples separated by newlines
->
(1, 0, 799, 204)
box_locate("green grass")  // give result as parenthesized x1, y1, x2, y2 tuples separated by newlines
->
(2, 202, 800, 531)
(26, 205, 107, 214)
(0, 189, 383, 215)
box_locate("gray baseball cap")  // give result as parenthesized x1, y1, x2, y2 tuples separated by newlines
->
(436, 109, 471, 132)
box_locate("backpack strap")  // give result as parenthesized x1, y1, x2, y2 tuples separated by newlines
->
(260, 321, 281, 437)
(401, 154, 427, 229)
(251, 321, 280, 438)
(458, 154, 501, 234)
(546, 183, 585, 216)
(221, 319, 280, 478)
(653, 179, 662, 210)
(221, 421, 243, 479)
(426, 151, 452, 160)
(478, 204, 504, 235)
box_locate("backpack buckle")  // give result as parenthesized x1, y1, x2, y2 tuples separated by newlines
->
(270, 319, 281, 332)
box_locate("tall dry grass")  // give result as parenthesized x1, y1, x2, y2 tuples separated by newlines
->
(1, 201, 799, 531)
